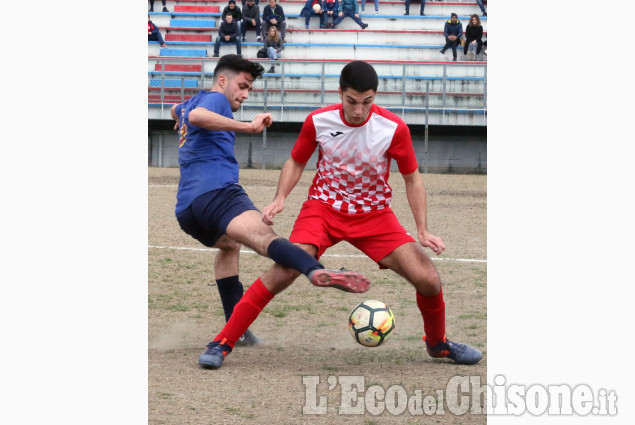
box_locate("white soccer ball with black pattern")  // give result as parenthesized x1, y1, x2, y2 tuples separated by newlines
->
(348, 300, 395, 347)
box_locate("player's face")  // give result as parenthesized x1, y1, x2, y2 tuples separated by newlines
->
(223, 71, 254, 111)
(339, 87, 376, 125)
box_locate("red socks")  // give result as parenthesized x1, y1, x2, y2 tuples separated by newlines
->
(416, 288, 446, 347)
(213, 278, 274, 348)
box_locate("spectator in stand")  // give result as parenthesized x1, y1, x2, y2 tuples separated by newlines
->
(222, 0, 243, 23)
(301, 0, 326, 29)
(241, 0, 262, 42)
(439, 12, 462, 61)
(332, 0, 368, 29)
(148, 16, 167, 48)
(476, 0, 487, 17)
(262, 0, 287, 41)
(323, 0, 339, 28)
(361, 0, 379, 15)
(404, 0, 425, 16)
(149, 0, 169, 13)
(464, 14, 483, 61)
(264, 26, 284, 73)
(213, 14, 242, 57)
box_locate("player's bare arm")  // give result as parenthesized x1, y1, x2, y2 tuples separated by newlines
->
(188, 107, 273, 134)
(262, 157, 307, 225)
(402, 171, 446, 255)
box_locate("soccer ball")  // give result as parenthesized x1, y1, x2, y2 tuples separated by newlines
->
(312, 3, 321, 12)
(348, 300, 395, 347)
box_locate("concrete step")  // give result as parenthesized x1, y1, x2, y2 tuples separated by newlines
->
(173, 5, 219, 12)
(150, 1, 485, 17)
(165, 33, 212, 41)
(150, 14, 487, 32)
(149, 41, 487, 61)
(283, 28, 486, 44)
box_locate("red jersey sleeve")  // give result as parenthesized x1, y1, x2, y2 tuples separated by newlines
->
(387, 120, 418, 175)
(291, 113, 319, 163)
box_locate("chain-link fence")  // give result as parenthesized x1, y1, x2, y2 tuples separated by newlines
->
(148, 58, 487, 126)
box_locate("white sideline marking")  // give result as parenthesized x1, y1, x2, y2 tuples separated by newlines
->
(148, 245, 487, 263)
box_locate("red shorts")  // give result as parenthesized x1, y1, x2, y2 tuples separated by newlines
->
(289, 199, 416, 267)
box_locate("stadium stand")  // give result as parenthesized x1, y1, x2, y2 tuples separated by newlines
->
(148, 0, 487, 127)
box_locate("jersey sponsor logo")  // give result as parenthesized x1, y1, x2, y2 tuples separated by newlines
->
(330, 131, 344, 137)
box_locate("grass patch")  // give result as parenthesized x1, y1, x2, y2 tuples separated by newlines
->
(167, 304, 190, 312)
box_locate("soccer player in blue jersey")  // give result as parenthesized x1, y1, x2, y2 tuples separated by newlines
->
(169, 55, 369, 354)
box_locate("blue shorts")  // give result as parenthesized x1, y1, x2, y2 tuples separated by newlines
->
(175, 184, 258, 247)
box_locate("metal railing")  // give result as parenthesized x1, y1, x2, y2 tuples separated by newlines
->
(148, 58, 487, 126)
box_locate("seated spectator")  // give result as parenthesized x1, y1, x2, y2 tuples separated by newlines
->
(464, 14, 483, 60)
(148, 16, 167, 48)
(262, 0, 287, 41)
(222, 0, 243, 23)
(323, 0, 339, 28)
(476, 0, 487, 17)
(240, 0, 262, 41)
(264, 26, 284, 73)
(361, 0, 379, 15)
(301, 0, 326, 29)
(213, 14, 242, 57)
(404, 0, 425, 16)
(439, 12, 462, 61)
(241, 0, 262, 42)
(332, 0, 368, 29)
(149, 0, 169, 13)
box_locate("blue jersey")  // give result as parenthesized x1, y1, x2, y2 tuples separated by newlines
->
(174, 90, 239, 214)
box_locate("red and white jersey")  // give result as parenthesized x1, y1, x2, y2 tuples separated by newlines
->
(291, 104, 418, 214)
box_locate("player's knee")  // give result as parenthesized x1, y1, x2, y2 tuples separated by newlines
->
(214, 236, 241, 252)
(412, 267, 441, 294)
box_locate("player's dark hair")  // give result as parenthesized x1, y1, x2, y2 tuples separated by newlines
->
(339, 61, 378, 93)
(213, 54, 265, 82)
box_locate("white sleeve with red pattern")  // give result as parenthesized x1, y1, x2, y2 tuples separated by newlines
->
(290, 114, 319, 163)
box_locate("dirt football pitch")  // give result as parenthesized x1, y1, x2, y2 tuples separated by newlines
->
(149, 167, 487, 424)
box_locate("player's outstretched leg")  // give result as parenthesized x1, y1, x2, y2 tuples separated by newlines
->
(423, 336, 482, 365)
(199, 277, 274, 369)
(308, 268, 370, 293)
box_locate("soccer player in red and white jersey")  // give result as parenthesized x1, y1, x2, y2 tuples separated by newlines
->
(199, 60, 481, 369)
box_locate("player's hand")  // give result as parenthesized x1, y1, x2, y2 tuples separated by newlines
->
(262, 199, 284, 225)
(249, 113, 274, 133)
(339, 12, 343, 16)
(174, 121, 179, 130)
(418, 231, 445, 255)
(354, 13, 359, 18)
